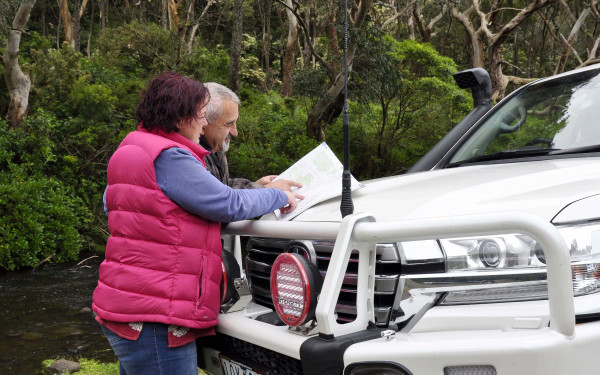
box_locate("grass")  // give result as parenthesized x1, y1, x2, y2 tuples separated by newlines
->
(42, 359, 119, 375)
(42, 358, 213, 374)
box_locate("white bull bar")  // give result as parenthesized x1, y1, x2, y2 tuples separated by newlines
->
(224, 211, 575, 339)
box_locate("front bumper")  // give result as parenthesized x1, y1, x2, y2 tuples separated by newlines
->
(201, 297, 600, 375)
(344, 320, 600, 374)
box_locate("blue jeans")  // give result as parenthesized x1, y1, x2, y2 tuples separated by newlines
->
(101, 323, 198, 375)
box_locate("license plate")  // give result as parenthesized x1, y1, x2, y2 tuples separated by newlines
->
(219, 354, 266, 375)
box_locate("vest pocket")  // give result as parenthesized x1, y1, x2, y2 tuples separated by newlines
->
(193, 262, 204, 316)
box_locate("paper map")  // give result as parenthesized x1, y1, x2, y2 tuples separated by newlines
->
(274, 143, 363, 221)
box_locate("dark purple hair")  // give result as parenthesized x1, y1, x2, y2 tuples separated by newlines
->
(136, 72, 209, 133)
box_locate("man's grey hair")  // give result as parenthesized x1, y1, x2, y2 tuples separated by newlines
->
(205, 82, 241, 124)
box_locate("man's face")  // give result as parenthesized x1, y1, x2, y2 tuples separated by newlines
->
(204, 100, 239, 152)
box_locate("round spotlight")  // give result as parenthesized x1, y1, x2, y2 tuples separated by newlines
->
(221, 250, 241, 305)
(270, 253, 323, 327)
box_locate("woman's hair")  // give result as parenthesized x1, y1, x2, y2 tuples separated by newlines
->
(136, 72, 209, 133)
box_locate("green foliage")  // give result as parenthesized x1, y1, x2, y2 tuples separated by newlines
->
(228, 90, 319, 179)
(0, 114, 99, 258)
(30, 44, 84, 117)
(178, 45, 230, 83)
(69, 77, 118, 121)
(96, 21, 175, 74)
(0, 113, 58, 176)
(0, 172, 87, 270)
(0, 18, 473, 269)
(332, 36, 471, 179)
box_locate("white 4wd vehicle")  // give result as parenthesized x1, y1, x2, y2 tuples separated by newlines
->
(198, 65, 600, 375)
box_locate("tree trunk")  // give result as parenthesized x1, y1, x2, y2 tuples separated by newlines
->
(258, 0, 273, 92)
(229, 0, 244, 94)
(73, 2, 81, 51)
(280, 0, 299, 97)
(3, 0, 36, 128)
(554, 5, 591, 74)
(161, 0, 168, 28)
(306, 74, 346, 141)
(86, 0, 94, 57)
(60, 0, 74, 48)
(187, 0, 217, 54)
(450, 6, 485, 68)
(488, 46, 509, 101)
(139, 0, 146, 23)
(98, 0, 107, 29)
(41, 0, 47, 36)
(305, 0, 371, 141)
(59, 0, 89, 51)
(300, 0, 312, 68)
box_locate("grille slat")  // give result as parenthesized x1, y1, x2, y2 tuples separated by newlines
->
(246, 238, 402, 327)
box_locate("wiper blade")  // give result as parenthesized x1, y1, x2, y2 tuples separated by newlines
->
(550, 144, 600, 155)
(447, 148, 557, 167)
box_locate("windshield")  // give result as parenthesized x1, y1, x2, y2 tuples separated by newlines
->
(449, 67, 600, 165)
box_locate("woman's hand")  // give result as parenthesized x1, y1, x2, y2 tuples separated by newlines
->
(280, 191, 304, 214)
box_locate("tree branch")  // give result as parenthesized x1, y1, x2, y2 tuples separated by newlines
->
(506, 75, 538, 85)
(592, 0, 600, 20)
(273, 0, 334, 77)
(472, 0, 493, 39)
(489, 0, 554, 49)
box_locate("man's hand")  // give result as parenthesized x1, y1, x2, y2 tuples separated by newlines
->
(280, 191, 304, 214)
(256, 175, 277, 185)
(264, 179, 302, 192)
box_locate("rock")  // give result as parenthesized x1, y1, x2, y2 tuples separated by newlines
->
(79, 307, 92, 314)
(65, 341, 91, 353)
(48, 359, 80, 373)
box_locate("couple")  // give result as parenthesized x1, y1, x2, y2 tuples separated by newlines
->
(92, 72, 303, 375)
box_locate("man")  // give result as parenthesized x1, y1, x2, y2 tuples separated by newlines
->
(201, 82, 298, 190)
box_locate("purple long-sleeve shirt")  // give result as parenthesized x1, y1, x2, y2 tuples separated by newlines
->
(104, 148, 287, 222)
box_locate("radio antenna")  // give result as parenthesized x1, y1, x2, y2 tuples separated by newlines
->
(340, 0, 354, 218)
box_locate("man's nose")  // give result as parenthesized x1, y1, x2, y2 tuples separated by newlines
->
(230, 123, 238, 137)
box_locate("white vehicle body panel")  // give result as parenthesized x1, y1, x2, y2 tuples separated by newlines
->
(290, 158, 600, 224)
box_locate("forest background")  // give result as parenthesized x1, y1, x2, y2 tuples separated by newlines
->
(0, 0, 598, 270)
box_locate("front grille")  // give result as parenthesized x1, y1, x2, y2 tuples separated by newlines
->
(222, 335, 303, 375)
(246, 238, 402, 326)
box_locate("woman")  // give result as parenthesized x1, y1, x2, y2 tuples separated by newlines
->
(92, 72, 302, 375)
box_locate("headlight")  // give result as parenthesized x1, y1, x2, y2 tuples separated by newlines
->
(442, 234, 544, 271)
(437, 221, 600, 304)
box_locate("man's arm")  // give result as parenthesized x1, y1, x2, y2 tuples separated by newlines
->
(205, 150, 263, 189)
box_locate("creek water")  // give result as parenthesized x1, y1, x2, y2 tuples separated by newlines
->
(0, 254, 116, 374)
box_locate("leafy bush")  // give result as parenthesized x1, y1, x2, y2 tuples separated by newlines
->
(178, 45, 230, 83)
(29, 44, 84, 117)
(327, 37, 472, 179)
(96, 21, 179, 74)
(0, 172, 87, 270)
(228, 90, 319, 180)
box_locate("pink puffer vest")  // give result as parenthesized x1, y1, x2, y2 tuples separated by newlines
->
(92, 129, 222, 329)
